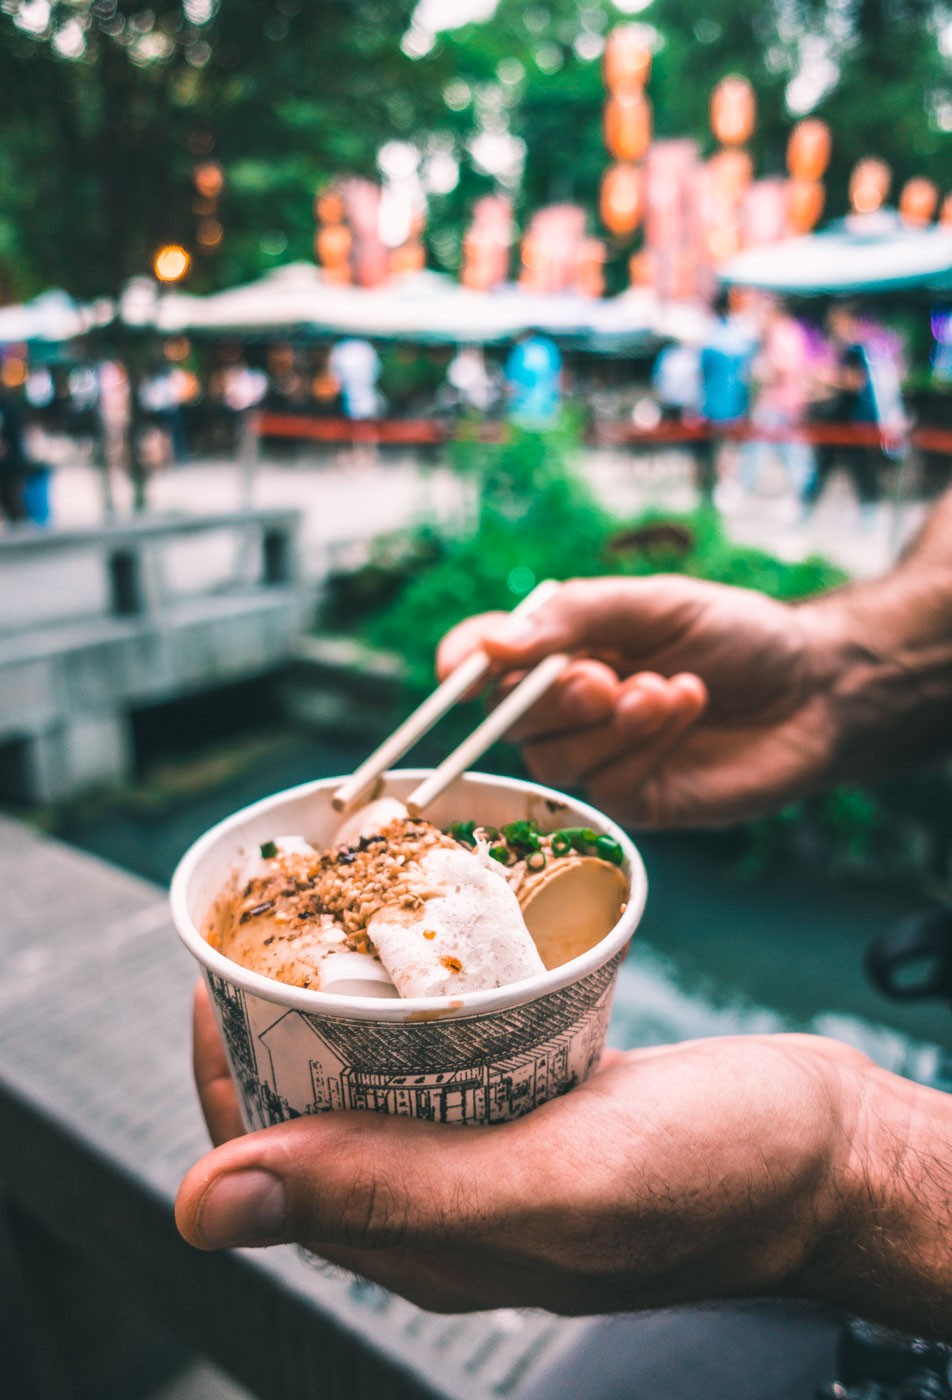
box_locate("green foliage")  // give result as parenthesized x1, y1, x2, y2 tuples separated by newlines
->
(362, 421, 845, 694)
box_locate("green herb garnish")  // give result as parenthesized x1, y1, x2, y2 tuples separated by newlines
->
(526, 849, 547, 872)
(448, 820, 477, 847)
(594, 834, 624, 866)
(259, 840, 278, 859)
(489, 844, 515, 865)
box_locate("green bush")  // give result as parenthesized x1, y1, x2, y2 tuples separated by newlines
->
(332, 419, 946, 888)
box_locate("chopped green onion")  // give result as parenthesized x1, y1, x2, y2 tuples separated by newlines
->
(551, 832, 573, 857)
(448, 820, 477, 847)
(489, 844, 514, 865)
(480, 825, 500, 841)
(526, 850, 547, 871)
(259, 840, 278, 859)
(595, 834, 624, 866)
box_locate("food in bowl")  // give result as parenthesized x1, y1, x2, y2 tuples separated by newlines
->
(208, 796, 628, 999)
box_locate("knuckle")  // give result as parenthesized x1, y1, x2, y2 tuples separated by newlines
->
(336, 1165, 411, 1250)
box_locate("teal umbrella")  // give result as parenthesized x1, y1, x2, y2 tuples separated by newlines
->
(721, 212, 952, 296)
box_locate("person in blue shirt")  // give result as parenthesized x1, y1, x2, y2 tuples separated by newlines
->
(697, 291, 755, 502)
(503, 328, 562, 427)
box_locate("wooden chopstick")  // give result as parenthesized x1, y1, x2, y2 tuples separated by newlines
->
(331, 579, 560, 812)
(404, 651, 570, 817)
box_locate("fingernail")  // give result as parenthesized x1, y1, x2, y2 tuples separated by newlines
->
(197, 1170, 286, 1249)
(488, 618, 540, 647)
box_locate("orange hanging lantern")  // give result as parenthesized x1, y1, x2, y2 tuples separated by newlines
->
(390, 241, 426, 276)
(316, 222, 352, 270)
(599, 163, 644, 236)
(786, 178, 825, 235)
(899, 176, 939, 226)
(706, 148, 754, 204)
(603, 91, 652, 163)
(628, 249, 655, 288)
(786, 119, 831, 182)
(941, 193, 952, 227)
(603, 27, 651, 93)
(710, 75, 756, 147)
(848, 158, 891, 214)
(314, 186, 346, 225)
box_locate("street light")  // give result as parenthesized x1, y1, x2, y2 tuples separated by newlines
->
(153, 244, 191, 283)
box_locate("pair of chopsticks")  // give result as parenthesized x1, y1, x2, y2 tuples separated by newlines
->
(331, 579, 567, 818)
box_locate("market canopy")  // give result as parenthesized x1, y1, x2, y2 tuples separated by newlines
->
(721, 212, 952, 296)
(0, 289, 112, 344)
(152, 261, 676, 350)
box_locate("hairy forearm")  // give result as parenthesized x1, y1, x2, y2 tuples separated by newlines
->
(799, 491, 952, 780)
(794, 1065, 952, 1341)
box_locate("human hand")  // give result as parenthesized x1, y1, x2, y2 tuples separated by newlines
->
(175, 983, 870, 1318)
(437, 576, 838, 827)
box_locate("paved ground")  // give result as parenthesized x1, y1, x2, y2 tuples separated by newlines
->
(29, 430, 934, 588)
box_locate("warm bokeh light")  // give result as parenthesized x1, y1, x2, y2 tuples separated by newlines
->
(603, 26, 651, 92)
(193, 161, 224, 199)
(941, 193, 952, 227)
(848, 157, 892, 214)
(1, 356, 27, 388)
(786, 119, 832, 182)
(314, 187, 346, 225)
(603, 91, 652, 163)
(164, 336, 192, 362)
(153, 244, 191, 281)
(710, 75, 756, 147)
(786, 178, 825, 234)
(706, 148, 754, 202)
(899, 176, 939, 227)
(599, 162, 644, 236)
(197, 218, 224, 249)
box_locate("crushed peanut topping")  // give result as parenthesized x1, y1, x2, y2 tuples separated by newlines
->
(235, 819, 455, 942)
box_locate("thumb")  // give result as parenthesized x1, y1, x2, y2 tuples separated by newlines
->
(174, 1111, 500, 1253)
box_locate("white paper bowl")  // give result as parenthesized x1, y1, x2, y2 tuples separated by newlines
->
(170, 770, 647, 1128)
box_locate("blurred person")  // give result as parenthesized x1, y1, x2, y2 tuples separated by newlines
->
(697, 290, 756, 504)
(328, 337, 382, 422)
(802, 301, 890, 528)
(445, 344, 496, 415)
(329, 336, 383, 465)
(177, 491, 952, 1342)
(503, 327, 562, 427)
(739, 297, 815, 503)
(139, 355, 190, 465)
(0, 388, 29, 523)
(96, 357, 131, 473)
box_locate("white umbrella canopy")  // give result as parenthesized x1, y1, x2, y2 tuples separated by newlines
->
(0, 289, 112, 344)
(154, 262, 665, 348)
(721, 212, 952, 296)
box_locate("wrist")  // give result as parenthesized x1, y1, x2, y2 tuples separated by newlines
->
(792, 1061, 952, 1340)
(796, 557, 952, 783)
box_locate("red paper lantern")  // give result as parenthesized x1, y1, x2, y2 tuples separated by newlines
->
(786, 178, 825, 234)
(603, 27, 651, 93)
(786, 119, 831, 182)
(603, 91, 652, 163)
(599, 163, 644, 236)
(848, 158, 891, 214)
(314, 187, 346, 225)
(710, 75, 756, 147)
(316, 223, 352, 270)
(899, 177, 939, 227)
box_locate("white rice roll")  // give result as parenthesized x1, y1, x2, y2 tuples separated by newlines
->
(368, 845, 545, 998)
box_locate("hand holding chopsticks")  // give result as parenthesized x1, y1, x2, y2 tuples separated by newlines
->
(331, 579, 564, 816)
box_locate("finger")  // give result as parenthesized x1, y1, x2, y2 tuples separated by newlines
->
(436, 611, 509, 680)
(503, 659, 620, 741)
(192, 981, 246, 1147)
(480, 576, 707, 670)
(519, 674, 704, 790)
(585, 692, 708, 826)
(175, 1110, 510, 1254)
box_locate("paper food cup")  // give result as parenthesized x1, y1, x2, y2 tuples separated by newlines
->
(170, 770, 647, 1129)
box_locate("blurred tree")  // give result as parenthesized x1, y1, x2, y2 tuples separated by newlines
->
(0, 0, 448, 299)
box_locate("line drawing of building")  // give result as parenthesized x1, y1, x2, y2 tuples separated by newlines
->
(247, 953, 624, 1124)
